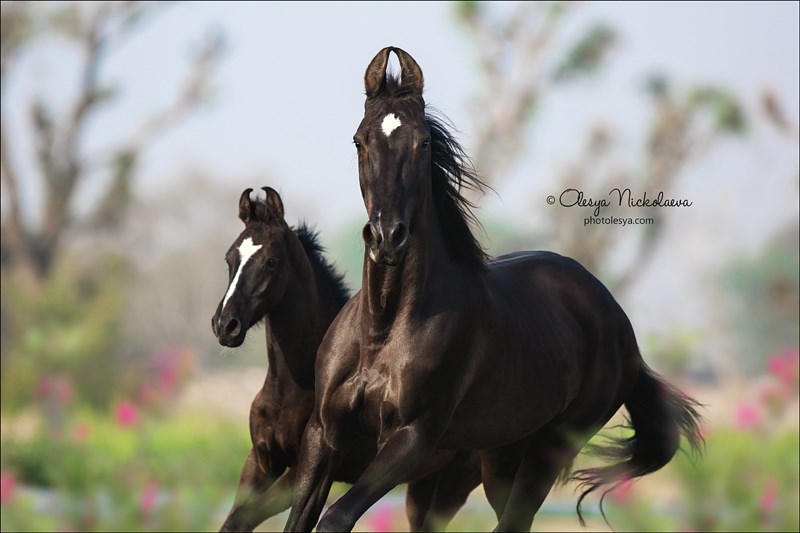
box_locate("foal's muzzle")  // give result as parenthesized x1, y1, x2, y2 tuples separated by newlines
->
(212, 311, 246, 348)
(362, 218, 409, 266)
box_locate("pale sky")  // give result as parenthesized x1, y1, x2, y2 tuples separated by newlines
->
(3, 1, 799, 350)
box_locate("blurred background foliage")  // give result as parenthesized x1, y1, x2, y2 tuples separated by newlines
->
(1, 1, 798, 532)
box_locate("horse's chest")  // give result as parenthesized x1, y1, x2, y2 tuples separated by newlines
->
(325, 359, 405, 439)
(358, 368, 394, 428)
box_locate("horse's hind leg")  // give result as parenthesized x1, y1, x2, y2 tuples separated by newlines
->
(493, 434, 579, 533)
(406, 469, 441, 531)
(406, 451, 482, 531)
(480, 440, 527, 520)
(220, 448, 290, 532)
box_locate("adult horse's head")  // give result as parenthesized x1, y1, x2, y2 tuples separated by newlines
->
(354, 46, 488, 271)
(354, 46, 430, 266)
(212, 187, 291, 347)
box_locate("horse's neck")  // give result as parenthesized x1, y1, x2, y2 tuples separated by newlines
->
(265, 249, 322, 390)
(362, 208, 451, 328)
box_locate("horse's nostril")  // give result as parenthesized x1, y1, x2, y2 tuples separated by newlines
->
(224, 318, 241, 336)
(389, 223, 407, 248)
(362, 222, 382, 246)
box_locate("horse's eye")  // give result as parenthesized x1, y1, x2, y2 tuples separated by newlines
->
(353, 139, 362, 150)
(422, 139, 431, 150)
(266, 258, 279, 269)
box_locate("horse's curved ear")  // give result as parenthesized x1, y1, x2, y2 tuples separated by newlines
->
(262, 186, 284, 221)
(394, 47, 424, 97)
(239, 188, 254, 224)
(365, 46, 392, 99)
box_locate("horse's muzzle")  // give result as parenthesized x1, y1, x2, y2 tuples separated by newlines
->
(362, 218, 408, 266)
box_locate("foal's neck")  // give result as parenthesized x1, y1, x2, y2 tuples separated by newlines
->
(264, 240, 322, 390)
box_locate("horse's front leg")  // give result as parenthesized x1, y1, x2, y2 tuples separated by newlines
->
(282, 419, 343, 532)
(220, 448, 289, 532)
(316, 423, 437, 533)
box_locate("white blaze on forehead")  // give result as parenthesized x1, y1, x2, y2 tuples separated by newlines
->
(222, 237, 263, 310)
(381, 113, 402, 137)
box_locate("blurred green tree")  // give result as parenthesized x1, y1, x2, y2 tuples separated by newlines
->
(718, 92, 799, 373)
(0, 1, 223, 410)
(454, 1, 747, 295)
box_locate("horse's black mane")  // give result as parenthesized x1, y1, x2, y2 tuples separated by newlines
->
(294, 223, 350, 307)
(372, 74, 490, 272)
(425, 108, 490, 272)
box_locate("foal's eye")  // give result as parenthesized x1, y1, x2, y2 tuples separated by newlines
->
(353, 139, 362, 150)
(266, 258, 279, 269)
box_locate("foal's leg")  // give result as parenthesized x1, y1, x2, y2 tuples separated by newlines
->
(220, 448, 291, 532)
(493, 434, 578, 533)
(315, 423, 439, 532)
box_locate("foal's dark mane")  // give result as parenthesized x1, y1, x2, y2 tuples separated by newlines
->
(295, 223, 350, 307)
(426, 108, 490, 273)
(246, 195, 350, 307)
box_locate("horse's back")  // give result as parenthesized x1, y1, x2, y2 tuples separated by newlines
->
(489, 250, 619, 314)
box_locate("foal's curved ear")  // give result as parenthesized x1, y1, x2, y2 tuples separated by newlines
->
(364, 46, 392, 98)
(262, 186, 284, 221)
(394, 47, 424, 97)
(239, 188, 254, 224)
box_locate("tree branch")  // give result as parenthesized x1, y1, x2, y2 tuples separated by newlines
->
(2, 1, 223, 278)
(0, 121, 26, 249)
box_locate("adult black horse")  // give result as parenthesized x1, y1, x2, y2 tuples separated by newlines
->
(212, 187, 480, 531)
(284, 47, 703, 532)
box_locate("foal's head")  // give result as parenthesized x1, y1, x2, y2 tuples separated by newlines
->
(212, 187, 294, 347)
(354, 46, 431, 266)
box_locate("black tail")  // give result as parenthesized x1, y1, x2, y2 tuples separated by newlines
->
(572, 363, 704, 525)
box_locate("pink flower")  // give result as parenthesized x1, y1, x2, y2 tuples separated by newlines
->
(0, 472, 15, 504)
(159, 365, 178, 390)
(73, 423, 91, 443)
(115, 401, 140, 428)
(52, 377, 73, 404)
(768, 347, 799, 389)
(368, 504, 396, 533)
(36, 377, 52, 399)
(759, 477, 778, 514)
(139, 479, 159, 514)
(734, 403, 761, 430)
(608, 476, 635, 504)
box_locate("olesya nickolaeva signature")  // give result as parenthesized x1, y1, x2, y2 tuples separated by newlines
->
(556, 187, 693, 217)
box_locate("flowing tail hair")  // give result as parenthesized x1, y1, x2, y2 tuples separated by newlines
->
(571, 363, 704, 526)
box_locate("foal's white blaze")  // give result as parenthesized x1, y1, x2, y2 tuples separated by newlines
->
(381, 113, 402, 137)
(222, 237, 263, 310)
